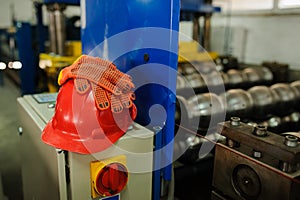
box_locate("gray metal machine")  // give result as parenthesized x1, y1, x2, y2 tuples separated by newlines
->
(212, 119, 300, 200)
(17, 94, 153, 200)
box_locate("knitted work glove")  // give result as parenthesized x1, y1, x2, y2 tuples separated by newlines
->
(58, 55, 135, 113)
(58, 55, 134, 93)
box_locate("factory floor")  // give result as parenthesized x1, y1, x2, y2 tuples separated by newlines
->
(0, 74, 23, 200)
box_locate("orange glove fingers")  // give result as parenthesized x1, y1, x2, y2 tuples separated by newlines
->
(103, 69, 134, 90)
(107, 92, 124, 113)
(61, 65, 119, 94)
(74, 78, 90, 94)
(115, 76, 135, 92)
(69, 64, 127, 94)
(68, 71, 122, 95)
(91, 83, 110, 110)
(119, 93, 133, 109)
(116, 80, 135, 93)
(106, 69, 133, 83)
(105, 74, 134, 93)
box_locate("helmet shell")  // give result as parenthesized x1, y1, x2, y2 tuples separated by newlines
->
(42, 79, 137, 154)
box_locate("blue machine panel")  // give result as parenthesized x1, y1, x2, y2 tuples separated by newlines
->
(81, 1, 180, 199)
(100, 194, 120, 200)
(43, 0, 80, 5)
(16, 22, 36, 95)
(181, 0, 221, 13)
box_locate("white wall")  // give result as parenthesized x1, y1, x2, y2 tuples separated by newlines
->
(211, 14, 300, 69)
(179, 13, 300, 70)
(0, 0, 80, 28)
(0, 0, 33, 27)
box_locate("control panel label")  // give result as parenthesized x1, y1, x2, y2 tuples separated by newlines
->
(99, 194, 120, 200)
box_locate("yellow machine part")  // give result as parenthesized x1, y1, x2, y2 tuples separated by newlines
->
(39, 41, 82, 92)
(65, 41, 82, 57)
(178, 41, 218, 63)
(90, 155, 128, 198)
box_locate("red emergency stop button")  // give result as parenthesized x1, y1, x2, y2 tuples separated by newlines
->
(95, 163, 128, 196)
(90, 155, 128, 198)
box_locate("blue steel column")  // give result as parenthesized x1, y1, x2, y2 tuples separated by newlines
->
(0, 71, 3, 86)
(0, 39, 3, 87)
(16, 22, 36, 95)
(34, 2, 46, 53)
(0, 29, 2, 86)
(81, 1, 180, 199)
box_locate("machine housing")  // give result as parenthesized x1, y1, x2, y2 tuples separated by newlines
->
(17, 93, 154, 200)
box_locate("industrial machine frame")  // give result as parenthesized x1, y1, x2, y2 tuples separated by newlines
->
(18, 94, 154, 200)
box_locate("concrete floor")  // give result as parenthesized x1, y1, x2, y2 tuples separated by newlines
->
(0, 75, 23, 199)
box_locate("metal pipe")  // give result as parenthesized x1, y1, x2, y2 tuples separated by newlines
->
(46, 3, 66, 55)
(47, 4, 57, 53)
(192, 14, 200, 42)
(54, 7, 66, 55)
(202, 14, 211, 51)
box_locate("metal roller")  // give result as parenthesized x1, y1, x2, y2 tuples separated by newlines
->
(282, 112, 300, 132)
(290, 81, 300, 110)
(203, 70, 226, 90)
(219, 89, 253, 119)
(256, 66, 273, 85)
(175, 82, 300, 164)
(176, 93, 225, 130)
(242, 67, 261, 87)
(176, 73, 207, 97)
(248, 86, 278, 120)
(178, 66, 273, 92)
(188, 93, 225, 130)
(226, 69, 246, 89)
(176, 82, 300, 132)
(178, 62, 196, 75)
(216, 56, 239, 71)
(185, 73, 205, 89)
(227, 67, 273, 88)
(193, 61, 215, 74)
(258, 112, 300, 134)
(270, 83, 298, 116)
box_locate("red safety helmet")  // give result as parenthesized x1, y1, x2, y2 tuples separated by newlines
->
(42, 79, 137, 154)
